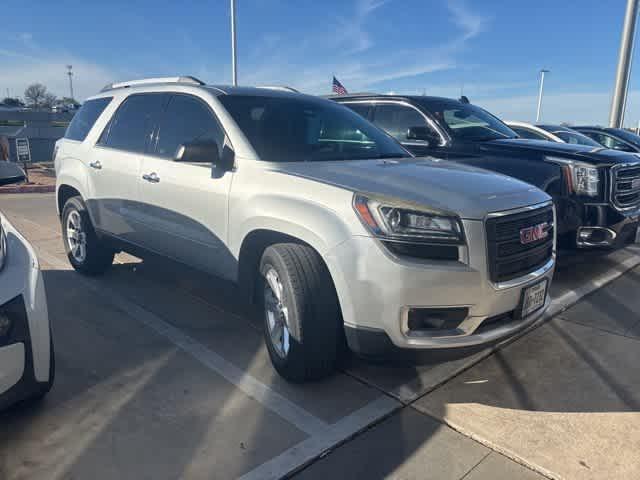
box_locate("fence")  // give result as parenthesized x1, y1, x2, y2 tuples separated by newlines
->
(0, 110, 74, 163)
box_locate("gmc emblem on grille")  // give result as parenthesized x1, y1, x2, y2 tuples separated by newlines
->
(520, 223, 549, 245)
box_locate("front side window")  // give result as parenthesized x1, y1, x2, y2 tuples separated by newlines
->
(553, 130, 601, 147)
(416, 99, 516, 141)
(99, 93, 167, 153)
(218, 95, 410, 162)
(345, 103, 371, 119)
(154, 94, 225, 159)
(65, 97, 112, 141)
(595, 133, 633, 151)
(511, 126, 548, 140)
(373, 104, 429, 141)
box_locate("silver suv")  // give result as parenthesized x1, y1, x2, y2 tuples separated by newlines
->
(55, 77, 555, 381)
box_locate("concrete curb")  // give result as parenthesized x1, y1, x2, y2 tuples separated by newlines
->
(0, 184, 55, 194)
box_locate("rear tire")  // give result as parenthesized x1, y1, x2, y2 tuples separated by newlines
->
(259, 243, 344, 382)
(61, 196, 114, 275)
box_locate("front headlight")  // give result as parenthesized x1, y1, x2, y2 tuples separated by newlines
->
(545, 156, 599, 197)
(570, 165, 599, 197)
(0, 222, 7, 272)
(353, 194, 464, 244)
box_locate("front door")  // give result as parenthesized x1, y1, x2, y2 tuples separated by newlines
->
(370, 103, 438, 157)
(137, 93, 235, 279)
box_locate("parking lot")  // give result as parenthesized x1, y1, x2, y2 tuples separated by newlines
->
(1, 192, 640, 480)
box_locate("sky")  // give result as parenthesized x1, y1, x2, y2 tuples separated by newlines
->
(1, 0, 639, 126)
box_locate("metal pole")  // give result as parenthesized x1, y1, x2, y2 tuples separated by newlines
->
(231, 0, 238, 86)
(536, 69, 549, 122)
(610, 0, 639, 127)
(66, 65, 74, 100)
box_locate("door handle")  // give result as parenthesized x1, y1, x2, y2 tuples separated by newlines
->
(89, 160, 102, 170)
(142, 172, 160, 183)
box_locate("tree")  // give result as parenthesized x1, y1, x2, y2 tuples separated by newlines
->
(42, 93, 57, 109)
(24, 83, 56, 110)
(60, 97, 80, 108)
(0, 97, 24, 107)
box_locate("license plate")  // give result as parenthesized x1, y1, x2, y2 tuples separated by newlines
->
(520, 280, 548, 318)
(635, 226, 640, 243)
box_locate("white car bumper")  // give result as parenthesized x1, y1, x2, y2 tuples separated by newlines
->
(325, 218, 555, 354)
(0, 213, 51, 408)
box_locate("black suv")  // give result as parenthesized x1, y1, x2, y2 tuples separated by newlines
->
(332, 94, 640, 249)
(573, 126, 640, 153)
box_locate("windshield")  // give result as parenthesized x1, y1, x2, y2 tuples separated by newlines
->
(553, 130, 601, 147)
(218, 95, 410, 162)
(415, 99, 517, 141)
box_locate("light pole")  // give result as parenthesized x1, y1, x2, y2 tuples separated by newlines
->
(66, 65, 74, 100)
(231, 0, 238, 86)
(610, 0, 639, 128)
(536, 69, 549, 122)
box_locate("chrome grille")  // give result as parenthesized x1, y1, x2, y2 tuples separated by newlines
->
(612, 164, 640, 209)
(486, 205, 554, 283)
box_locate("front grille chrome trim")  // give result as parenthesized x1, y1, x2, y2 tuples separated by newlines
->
(485, 202, 556, 289)
(610, 163, 640, 210)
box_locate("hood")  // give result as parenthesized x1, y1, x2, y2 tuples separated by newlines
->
(483, 138, 640, 166)
(272, 157, 550, 220)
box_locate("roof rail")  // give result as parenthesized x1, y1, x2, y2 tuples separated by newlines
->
(100, 76, 205, 92)
(256, 85, 300, 93)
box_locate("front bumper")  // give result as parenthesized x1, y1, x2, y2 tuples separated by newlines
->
(325, 218, 555, 354)
(0, 214, 51, 409)
(574, 204, 639, 248)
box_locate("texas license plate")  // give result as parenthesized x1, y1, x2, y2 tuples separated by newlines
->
(520, 280, 548, 318)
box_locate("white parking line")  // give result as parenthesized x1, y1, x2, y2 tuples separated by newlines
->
(237, 395, 400, 480)
(34, 237, 402, 480)
(35, 248, 329, 437)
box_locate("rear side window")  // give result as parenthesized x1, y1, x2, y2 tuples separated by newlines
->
(154, 94, 225, 159)
(99, 93, 167, 153)
(64, 97, 112, 141)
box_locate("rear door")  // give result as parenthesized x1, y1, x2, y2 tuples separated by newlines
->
(137, 93, 235, 278)
(89, 93, 168, 245)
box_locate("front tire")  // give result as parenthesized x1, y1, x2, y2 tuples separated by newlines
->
(259, 243, 344, 382)
(61, 196, 114, 275)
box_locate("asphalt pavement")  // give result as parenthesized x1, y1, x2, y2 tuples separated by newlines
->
(1, 193, 639, 480)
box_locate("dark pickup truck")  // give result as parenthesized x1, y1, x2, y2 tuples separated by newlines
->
(332, 94, 640, 249)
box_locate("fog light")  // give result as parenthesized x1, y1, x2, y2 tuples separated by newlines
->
(0, 312, 12, 339)
(406, 307, 468, 332)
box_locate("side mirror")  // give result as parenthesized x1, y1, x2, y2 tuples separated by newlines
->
(407, 126, 439, 144)
(175, 140, 235, 172)
(0, 161, 26, 187)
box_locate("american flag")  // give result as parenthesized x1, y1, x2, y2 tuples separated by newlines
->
(332, 76, 348, 95)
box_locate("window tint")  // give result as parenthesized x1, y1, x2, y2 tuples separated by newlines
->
(593, 133, 633, 151)
(511, 127, 548, 140)
(154, 95, 225, 159)
(553, 130, 601, 147)
(345, 103, 371, 119)
(373, 104, 428, 141)
(64, 97, 112, 141)
(100, 94, 166, 153)
(415, 99, 517, 141)
(218, 95, 409, 163)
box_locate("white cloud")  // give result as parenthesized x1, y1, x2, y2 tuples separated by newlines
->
(477, 90, 640, 127)
(0, 51, 120, 101)
(446, 0, 490, 41)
